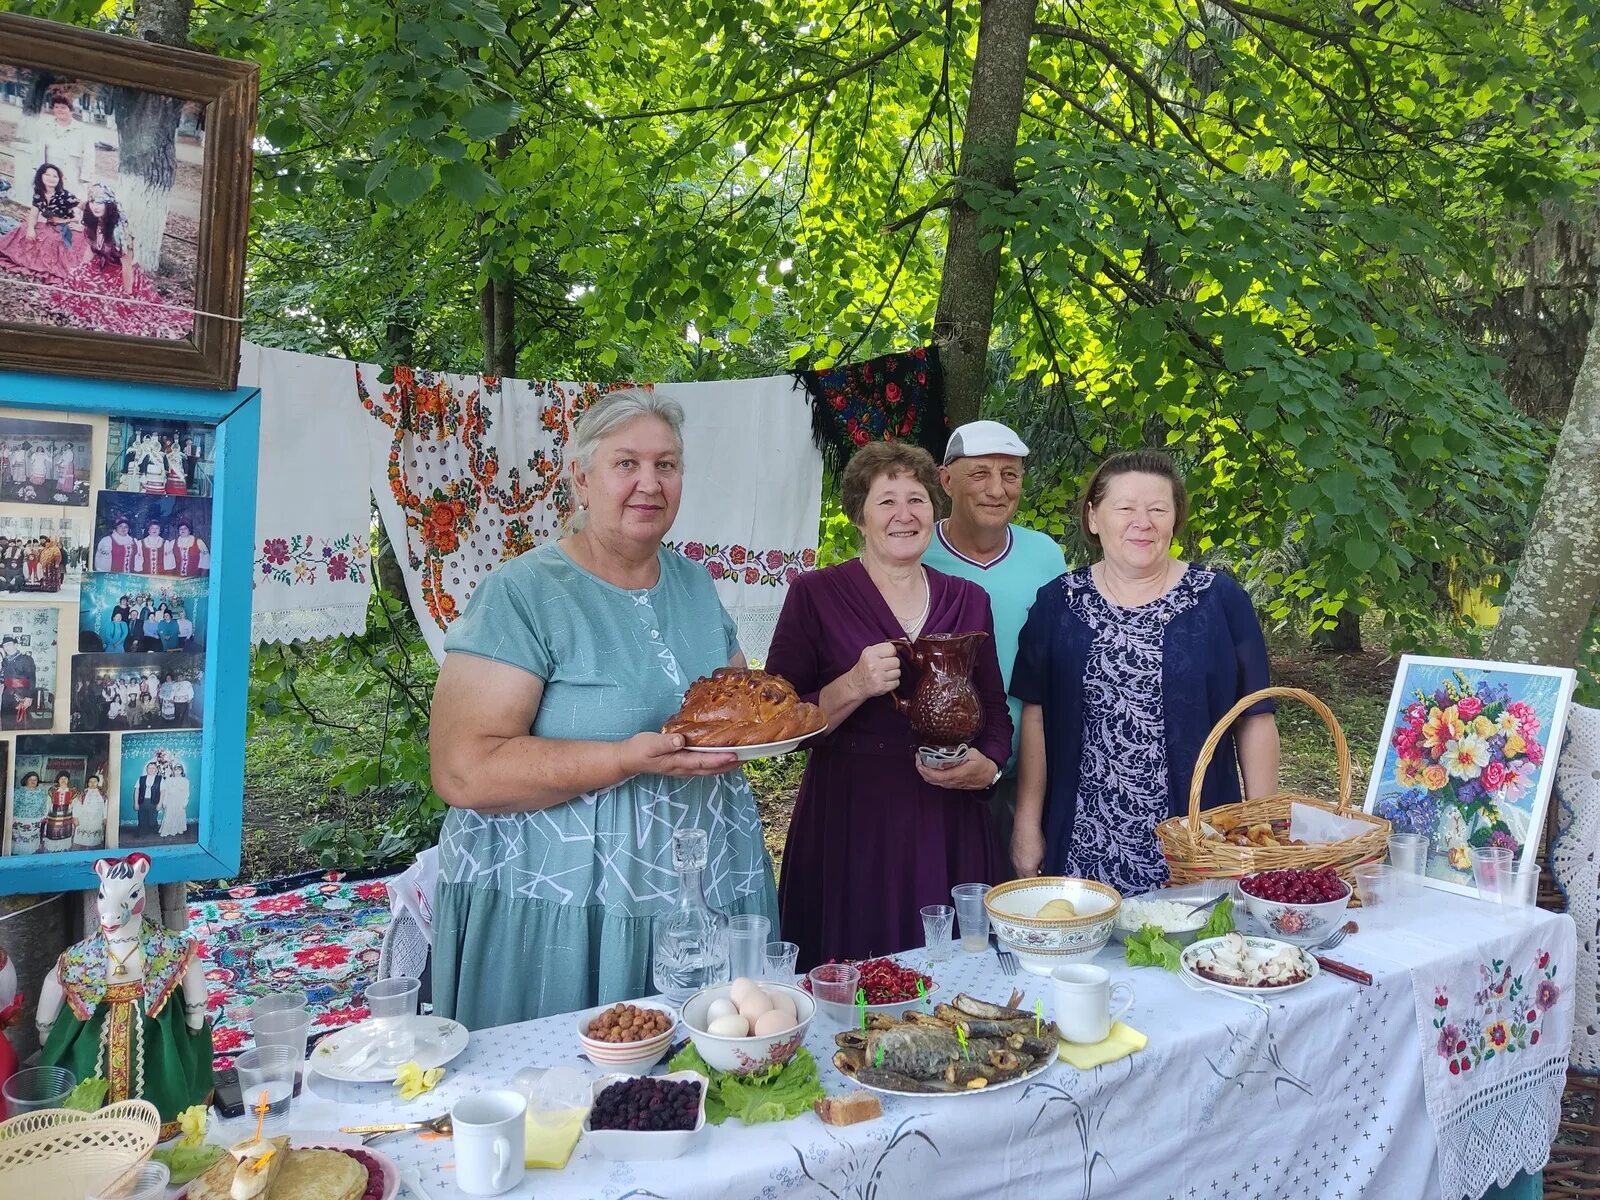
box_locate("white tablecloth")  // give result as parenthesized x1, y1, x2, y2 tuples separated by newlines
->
(219, 891, 1575, 1200)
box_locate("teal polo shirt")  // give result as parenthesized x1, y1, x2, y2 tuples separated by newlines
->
(922, 519, 1067, 774)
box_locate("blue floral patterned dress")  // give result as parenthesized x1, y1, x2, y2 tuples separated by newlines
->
(1011, 564, 1274, 894)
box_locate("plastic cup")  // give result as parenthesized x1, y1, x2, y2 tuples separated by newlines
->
(235, 1045, 297, 1131)
(1388, 833, 1428, 898)
(808, 962, 861, 1030)
(921, 904, 955, 963)
(1469, 846, 1514, 901)
(248, 990, 307, 1025)
(252, 1007, 312, 1095)
(365, 976, 421, 1019)
(951, 883, 992, 953)
(728, 914, 771, 982)
(2, 1065, 75, 1115)
(87, 1161, 171, 1200)
(1353, 864, 1395, 927)
(763, 940, 800, 981)
(1499, 861, 1539, 909)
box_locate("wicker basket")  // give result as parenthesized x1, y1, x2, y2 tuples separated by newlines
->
(1155, 686, 1391, 885)
(0, 1099, 161, 1200)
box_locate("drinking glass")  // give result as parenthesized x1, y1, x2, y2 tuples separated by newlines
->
(808, 962, 861, 1030)
(252, 1007, 312, 1095)
(2, 1065, 75, 1115)
(951, 883, 992, 953)
(1469, 846, 1514, 901)
(920, 904, 955, 963)
(1353, 864, 1395, 927)
(365, 976, 421, 1019)
(1499, 861, 1539, 909)
(235, 1045, 297, 1131)
(763, 940, 800, 981)
(248, 990, 307, 1026)
(727, 914, 771, 982)
(87, 1161, 170, 1200)
(1387, 833, 1428, 899)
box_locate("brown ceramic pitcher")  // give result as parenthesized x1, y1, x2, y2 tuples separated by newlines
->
(889, 631, 988, 748)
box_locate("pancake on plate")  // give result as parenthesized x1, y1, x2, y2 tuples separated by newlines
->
(184, 1139, 368, 1200)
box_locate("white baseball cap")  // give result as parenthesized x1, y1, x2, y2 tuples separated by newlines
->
(943, 420, 1029, 464)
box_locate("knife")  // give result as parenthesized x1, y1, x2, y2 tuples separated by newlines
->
(1315, 955, 1373, 985)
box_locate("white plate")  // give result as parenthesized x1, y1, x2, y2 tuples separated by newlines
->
(684, 728, 825, 761)
(848, 1047, 1055, 1099)
(1180, 935, 1319, 995)
(177, 1133, 398, 1200)
(311, 1015, 469, 1082)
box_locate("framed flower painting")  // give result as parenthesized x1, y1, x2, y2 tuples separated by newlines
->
(1363, 656, 1577, 897)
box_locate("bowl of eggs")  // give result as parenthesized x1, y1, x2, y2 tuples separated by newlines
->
(681, 977, 814, 1076)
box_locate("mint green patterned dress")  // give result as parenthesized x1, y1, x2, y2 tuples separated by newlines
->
(433, 542, 779, 1028)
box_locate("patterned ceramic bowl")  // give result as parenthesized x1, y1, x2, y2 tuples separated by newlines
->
(576, 999, 679, 1069)
(984, 877, 1122, 975)
(681, 982, 814, 1076)
(1237, 878, 1351, 947)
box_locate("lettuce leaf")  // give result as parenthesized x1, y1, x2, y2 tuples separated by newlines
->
(152, 1143, 227, 1186)
(61, 1076, 110, 1111)
(1124, 923, 1183, 971)
(666, 1043, 823, 1125)
(1197, 895, 1236, 940)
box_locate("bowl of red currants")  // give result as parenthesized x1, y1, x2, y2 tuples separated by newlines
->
(1237, 867, 1353, 947)
(583, 1070, 708, 1160)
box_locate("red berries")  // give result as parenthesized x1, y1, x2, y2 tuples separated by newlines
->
(1240, 867, 1350, 905)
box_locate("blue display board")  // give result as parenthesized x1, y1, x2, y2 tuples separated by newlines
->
(0, 369, 258, 890)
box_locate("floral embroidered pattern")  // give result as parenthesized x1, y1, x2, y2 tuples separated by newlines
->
(798, 345, 946, 474)
(1432, 948, 1561, 1076)
(256, 531, 372, 588)
(670, 542, 817, 586)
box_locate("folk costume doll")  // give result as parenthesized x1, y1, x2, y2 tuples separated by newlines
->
(35, 854, 213, 1139)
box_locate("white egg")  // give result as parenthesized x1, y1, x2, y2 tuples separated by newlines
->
(728, 977, 759, 1004)
(706, 998, 739, 1023)
(737, 990, 775, 1020)
(706, 1013, 750, 1038)
(753, 1009, 796, 1037)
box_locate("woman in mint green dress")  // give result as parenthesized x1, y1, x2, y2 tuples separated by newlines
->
(428, 388, 779, 1028)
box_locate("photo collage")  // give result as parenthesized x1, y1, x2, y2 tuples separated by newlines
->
(0, 406, 214, 858)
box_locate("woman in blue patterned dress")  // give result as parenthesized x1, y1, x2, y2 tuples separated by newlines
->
(427, 389, 778, 1028)
(1009, 451, 1280, 892)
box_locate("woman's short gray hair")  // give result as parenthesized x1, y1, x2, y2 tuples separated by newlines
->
(567, 388, 686, 530)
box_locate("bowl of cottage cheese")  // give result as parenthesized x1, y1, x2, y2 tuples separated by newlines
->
(1113, 885, 1235, 947)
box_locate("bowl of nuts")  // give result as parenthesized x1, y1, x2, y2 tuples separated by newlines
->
(577, 999, 679, 1069)
(1237, 867, 1352, 947)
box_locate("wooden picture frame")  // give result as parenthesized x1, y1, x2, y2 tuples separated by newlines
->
(0, 13, 258, 389)
(0, 368, 258, 890)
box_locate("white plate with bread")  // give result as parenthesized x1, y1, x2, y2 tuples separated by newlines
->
(664, 668, 827, 759)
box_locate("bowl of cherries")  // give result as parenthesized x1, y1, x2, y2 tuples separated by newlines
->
(1237, 867, 1352, 947)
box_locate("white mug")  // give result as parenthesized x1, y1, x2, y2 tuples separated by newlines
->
(1051, 963, 1135, 1044)
(452, 1089, 527, 1196)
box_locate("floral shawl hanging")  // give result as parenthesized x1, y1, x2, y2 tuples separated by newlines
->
(796, 345, 947, 474)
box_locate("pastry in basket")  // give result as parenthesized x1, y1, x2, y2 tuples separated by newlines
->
(661, 667, 826, 747)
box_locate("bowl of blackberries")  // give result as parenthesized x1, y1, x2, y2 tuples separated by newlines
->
(1238, 867, 1353, 947)
(582, 1070, 708, 1160)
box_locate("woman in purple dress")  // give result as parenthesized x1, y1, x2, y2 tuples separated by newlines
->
(766, 442, 1011, 968)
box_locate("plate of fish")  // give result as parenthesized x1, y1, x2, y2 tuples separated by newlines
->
(1181, 932, 1318, 994)
(830, 992, 1059, 1096)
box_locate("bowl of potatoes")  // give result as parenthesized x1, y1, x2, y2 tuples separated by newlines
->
(983, 877, 1122, 975)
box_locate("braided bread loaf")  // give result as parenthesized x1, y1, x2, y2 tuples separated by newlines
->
(662, 667, 827, 747)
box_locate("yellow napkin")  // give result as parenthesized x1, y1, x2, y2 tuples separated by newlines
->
(524, 1109, 586, 1169)
(1057, 1022, 1147, 1070)
(394, 1061, 444, 1100)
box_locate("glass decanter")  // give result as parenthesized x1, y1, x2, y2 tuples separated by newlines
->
(652, 828, 730, 1003)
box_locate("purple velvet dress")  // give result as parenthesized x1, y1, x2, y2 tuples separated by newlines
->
(766, 559, 1011, 970)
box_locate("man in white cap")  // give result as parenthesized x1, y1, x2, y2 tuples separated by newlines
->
(922, 420, 1066, 870)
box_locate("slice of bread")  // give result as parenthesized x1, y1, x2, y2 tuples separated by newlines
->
(814, 1090, 884, 1126)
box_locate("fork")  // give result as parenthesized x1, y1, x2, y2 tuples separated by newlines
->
(1308, 921, 1355, 954)
(989, 930, 1018, 977)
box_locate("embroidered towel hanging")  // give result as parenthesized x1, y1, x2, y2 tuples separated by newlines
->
(358, 367, 822, 664)
(796, 344, 947, 474)
(240, 342, 374, 644)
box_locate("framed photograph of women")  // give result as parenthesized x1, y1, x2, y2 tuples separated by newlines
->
(6, 734, 111, 856)
(78, 571, 206, 655)
(92, 492, 211, 578)
(105, 416, 214, 496)
(0, 415, 90, 504)
(0, 14, 257, 389)
(70, 651, 204, 732)
(0, 605, 58, 731)
(0, 367, 257, 890)
(0, 513, 88, 601)
(1363, 655, 1578, 897)
(117, 731, 200, 848)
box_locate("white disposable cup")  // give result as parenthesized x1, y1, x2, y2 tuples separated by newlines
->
(452, 1089, 527, 1196)
(1051, 963, 1134, 1045)
(1387, 834, 1428, 898)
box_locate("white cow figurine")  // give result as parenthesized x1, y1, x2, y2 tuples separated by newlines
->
(34, 853, 212, 1136)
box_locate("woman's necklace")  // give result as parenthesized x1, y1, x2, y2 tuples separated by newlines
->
(1099, 560, 1173, 610)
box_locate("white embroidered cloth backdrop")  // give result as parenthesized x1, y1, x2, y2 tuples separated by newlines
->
(239, 343, 375, 644)
(1552, 703, 1600, 1073)
(355, 365, 821, 663)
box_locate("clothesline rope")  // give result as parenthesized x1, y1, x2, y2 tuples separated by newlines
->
(3, 274, 244, 322)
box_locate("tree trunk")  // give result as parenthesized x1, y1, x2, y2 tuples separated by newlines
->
(1487, 294, 1600, 667)
(479, 277, 516, 376)
(1312, 608, 1363, 653)
(111, 0, 194, 272)
(932, 0, 1039, 427)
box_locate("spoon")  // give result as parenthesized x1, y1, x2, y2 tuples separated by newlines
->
(1182, 893, 1230, 915)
